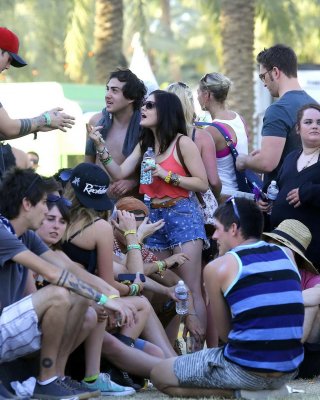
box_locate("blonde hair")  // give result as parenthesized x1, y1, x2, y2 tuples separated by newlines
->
(166, 82, 195, 129)
(199, 72, 231, 103)
(63, 183, 109, 242)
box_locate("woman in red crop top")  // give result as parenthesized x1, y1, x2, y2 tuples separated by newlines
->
(90, 90, 209, 346)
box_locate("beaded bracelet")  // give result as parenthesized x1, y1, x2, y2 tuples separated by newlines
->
(96, 147, 109, 156)
(127, 244, 141, 252)
(124, 230, 137, 237)
(170, 173, 180, 186)
(164, 170, 172, 184)
(97, 293, 108, 305)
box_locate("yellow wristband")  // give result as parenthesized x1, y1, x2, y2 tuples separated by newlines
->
(164, 171, 172, 183)
(124, 230, 137, 237)
(109, 294, 120, 299)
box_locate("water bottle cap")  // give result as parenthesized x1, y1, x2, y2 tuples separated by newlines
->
(178, 280, 184, 285)
(271, 180, 277, 185)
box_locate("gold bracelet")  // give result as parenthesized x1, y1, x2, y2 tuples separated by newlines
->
(164, 171, 172, 183)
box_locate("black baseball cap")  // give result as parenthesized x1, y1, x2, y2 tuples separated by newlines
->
(69, 163, 113, 211)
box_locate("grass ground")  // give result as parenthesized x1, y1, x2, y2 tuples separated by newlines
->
(102, 377, 320, 399)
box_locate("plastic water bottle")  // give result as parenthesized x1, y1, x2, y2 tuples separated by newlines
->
(175, 280, 189, 315)
(266, 180, 279, 215)
(140, 147, 156, 185)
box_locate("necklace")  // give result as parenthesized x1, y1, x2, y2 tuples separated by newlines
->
(299, 148, 320, 170)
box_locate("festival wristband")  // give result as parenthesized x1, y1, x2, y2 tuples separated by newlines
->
(97, 293, 108, 305)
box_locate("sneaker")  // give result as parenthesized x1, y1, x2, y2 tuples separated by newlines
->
(33, 378, 81, 399)
(108, 367, 142, 391)
(0, 381, 30, 400)
(82, 373, 135, 397)
(63, 377, 100, 399)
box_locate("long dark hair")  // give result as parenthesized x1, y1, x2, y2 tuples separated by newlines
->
(140, 90, 187, 155)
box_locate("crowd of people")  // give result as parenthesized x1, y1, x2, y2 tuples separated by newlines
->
(1, 26, 320, 400)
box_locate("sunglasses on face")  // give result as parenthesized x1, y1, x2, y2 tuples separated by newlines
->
(47, 194, 72, 207)
(226, 196, 241, 227)
(142, 101, 156, 110)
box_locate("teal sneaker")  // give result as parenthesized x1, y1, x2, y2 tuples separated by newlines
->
(82, 373, 135, 397)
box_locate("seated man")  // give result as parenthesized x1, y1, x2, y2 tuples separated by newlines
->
(151, 198, 304, 398)
(0, 167, 135, 399)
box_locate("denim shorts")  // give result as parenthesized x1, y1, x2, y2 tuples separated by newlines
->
(145, 197, 206, 251)
(174, 347, 297, 390)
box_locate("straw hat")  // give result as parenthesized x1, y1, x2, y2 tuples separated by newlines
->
(263, 219, 318, 275)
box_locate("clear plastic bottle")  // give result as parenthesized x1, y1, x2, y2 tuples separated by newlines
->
(175, 280, 189, 315)
(140, 147, 156, 185)
(266, 180, 279, 215)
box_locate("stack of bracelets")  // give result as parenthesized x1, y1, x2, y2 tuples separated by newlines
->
(122, 229, 143, 296)
(96, 146, 112, 166)
(154, 260, 167, 278)
(164, 170, 180, 186)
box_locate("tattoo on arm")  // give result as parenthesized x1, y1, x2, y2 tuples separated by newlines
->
(57, 269, 100, 302)
(18, 119, 32, 136)
(18, 114, 46, 136)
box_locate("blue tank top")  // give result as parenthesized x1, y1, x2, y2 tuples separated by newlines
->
(223, 240, 304, 372)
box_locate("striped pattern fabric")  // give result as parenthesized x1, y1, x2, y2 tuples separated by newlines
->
(224, 241, 304, 372)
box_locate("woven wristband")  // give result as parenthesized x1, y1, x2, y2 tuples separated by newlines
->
(97, 293, 108, 305)
(101, 155, 113, 165)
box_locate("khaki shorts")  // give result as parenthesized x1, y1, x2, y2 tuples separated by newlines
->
(0, 295, 41, 363)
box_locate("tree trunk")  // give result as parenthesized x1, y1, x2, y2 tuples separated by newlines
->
(94, 0, 127, 84)
(220, 0, 255, 149)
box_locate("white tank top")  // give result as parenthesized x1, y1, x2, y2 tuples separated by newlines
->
(214, 112, 248, 196)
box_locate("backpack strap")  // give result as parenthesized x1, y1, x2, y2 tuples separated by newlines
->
(194, 121, 239, 161)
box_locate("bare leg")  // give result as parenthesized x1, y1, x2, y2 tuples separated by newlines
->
(141, 307, 176, 357)
(206, 300, 219, 347)
(84, 317, 107, 377)
(120, 296, 150, 339)
(102, 332, 162, 378)
(304, 306, 320, 343)
(32, 286, 71, 381)
(151, 357, 234, 398)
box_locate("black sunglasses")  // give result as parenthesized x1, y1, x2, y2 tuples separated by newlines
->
(259, 68, 273, 82)
(142, 101, 156, 110)
(47, 194, 72, 207)
(226, 196, 241, 227)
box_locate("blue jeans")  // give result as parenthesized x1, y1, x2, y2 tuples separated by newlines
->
(145, 197, 206, 251)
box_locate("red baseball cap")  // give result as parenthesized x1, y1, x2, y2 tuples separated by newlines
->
(0, 27, 27, 68)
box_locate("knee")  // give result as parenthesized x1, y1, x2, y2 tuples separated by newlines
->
(83, 306, 98, 332)
(47, 285, 71, 309)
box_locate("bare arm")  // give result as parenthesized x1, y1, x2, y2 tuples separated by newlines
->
(203, 257, 233, 342)
(236, 136, 286, 173)
(196, 129, 222, 197)
(89, 127, 141, 179)
(41, 248, 119, 297)
(0, 104, 75, 140)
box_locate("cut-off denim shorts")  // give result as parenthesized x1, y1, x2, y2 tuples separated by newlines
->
(145, 197, 206, 251)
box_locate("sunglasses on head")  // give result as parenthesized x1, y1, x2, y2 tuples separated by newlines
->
(58, 169, 73, 182)
(226, 196, 241, 227)
(47, 194, 72, 207)
(142, 101, 156, 110)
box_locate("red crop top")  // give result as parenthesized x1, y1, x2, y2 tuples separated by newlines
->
(140, 140, 189, 199)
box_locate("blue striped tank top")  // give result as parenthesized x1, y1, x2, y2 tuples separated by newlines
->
(223, 240, 304, 372)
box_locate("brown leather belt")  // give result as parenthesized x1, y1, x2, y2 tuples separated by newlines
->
(150, 197, 185, 209)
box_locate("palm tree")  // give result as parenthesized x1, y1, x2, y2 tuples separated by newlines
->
(94, 0, 127, 84)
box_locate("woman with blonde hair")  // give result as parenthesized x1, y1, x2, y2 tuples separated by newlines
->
(197, 72, 249, 198)
(166, 82, 221, 198)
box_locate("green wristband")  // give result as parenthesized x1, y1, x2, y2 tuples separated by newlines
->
(43, 112, 51, 126)
(127, 244, 141, 252)
(97, 293, 108, 305)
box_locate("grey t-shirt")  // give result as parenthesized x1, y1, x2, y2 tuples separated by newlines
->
(0, 224, 49, 312)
